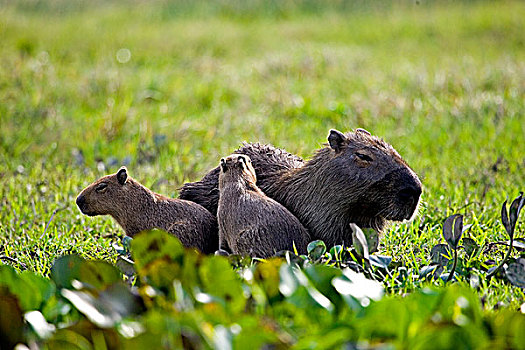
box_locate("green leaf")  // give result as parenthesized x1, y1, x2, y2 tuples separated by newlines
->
(232, 315, 284, 349)
(489, 309, 525, 349)
(302, 264, 344, 309)
(116, 256, 135, 277)
(369, 255, 392, 269)
(362, 228, 379, 254)
(419, 265, 442, 280)
(139, 259, 182, 292)
(198, 256, 245, 313)
(0, 287, 25, 348)
(128, 309, 202, 348)
(350, 223, 369, 259)
(279, 264, 334, 312)
(122, 236, 133, 252)
(329, 245, 343, 259)
(51, 255, 121, 290)
(61, 282, 143, 328)
(0, 265, 54, 311)
(253, 259, 282, 300)
(307, 240, 327, 260)
(501, 198, 511, 237)
(462, 238, 479, 257)
(279, 264, 298, 297)
(509, 192, 524, 237)
(49, 319, 120, 349)
(131, 229, 185, 271)
(50, 255, 84, 289)
(431, 244, 451, 266)
(331, 268, 383, 304)
(443, 214, 463, 250)
(506, 259, 525, 288)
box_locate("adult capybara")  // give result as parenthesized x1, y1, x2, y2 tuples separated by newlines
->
(217, 154, 310, 258)
(76, 167, 218, 254)
(180, 128, 421, 248)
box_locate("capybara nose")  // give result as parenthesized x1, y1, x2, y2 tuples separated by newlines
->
(398, 185, 422, 205)
(76, 194, 86, 209)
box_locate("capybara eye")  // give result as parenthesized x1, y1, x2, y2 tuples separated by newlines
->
(95, 183, 108, 192)
(355, 152, 373, 162)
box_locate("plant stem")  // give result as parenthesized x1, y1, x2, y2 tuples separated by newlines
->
(446, 248, 458, 283)
(487, 235, 514, 279)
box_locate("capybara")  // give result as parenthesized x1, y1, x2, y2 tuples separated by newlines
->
(217, 154, 309, 258)
(76, 167, 218, 253)
(180, 128, 421, 247)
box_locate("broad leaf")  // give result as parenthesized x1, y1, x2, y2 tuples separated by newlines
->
(0, 288, 25, 349)
(131, 229, 185, 271)
(362, 228, 379, 254)
(25, 311, 55, 339)
(431, 244, 451, 266)
(501, 199, 511, 237)
(506, 259, 525, 288)
(198, 256, 245, 313)
(350, 224, 369, 259)
(61, 283, 143, 328)
(0, 265, 55, 311)
(279, 264, 334, 312)
(122, 236, 134, 252)
(419, 265, 442, 280)
(509, 193, 524, 237)
(116, 256, 135, 278)
(51, 255, 121, 290)
(462, 238, 479, 257)
(332, 268, 383, 303)
(307, 240, 327, 260)
(443, 214, 463, 249)
(369, 255, 392, 269)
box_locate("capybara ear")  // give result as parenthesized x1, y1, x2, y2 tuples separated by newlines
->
(328, 129, 347, 153)
(238, 155, 249, 167)
(220, 158, 227, 172)
(355, 128, 371, 136)
(117, 166, 128, 185)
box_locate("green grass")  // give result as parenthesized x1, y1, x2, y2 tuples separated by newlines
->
(1, 0, 524, 312)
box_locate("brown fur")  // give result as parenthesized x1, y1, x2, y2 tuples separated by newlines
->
(217, 154, 309, 258)
(180, 129, 421, 248)
(76, 167, 218, 254)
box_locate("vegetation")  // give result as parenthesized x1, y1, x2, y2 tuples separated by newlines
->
(2, 230, 525, 349)
(1, 0, 524, 348)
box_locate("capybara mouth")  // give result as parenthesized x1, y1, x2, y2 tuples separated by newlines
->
(79, 208, 97, 216)
(386, 201, 420, 222)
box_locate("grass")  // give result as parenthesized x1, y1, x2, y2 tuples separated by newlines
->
(1, 0, 524, 310)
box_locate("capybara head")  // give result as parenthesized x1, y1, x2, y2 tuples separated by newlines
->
(321, 128, 422, 230)
(76, 166, 131, 217)
(219, 154, 257, 188)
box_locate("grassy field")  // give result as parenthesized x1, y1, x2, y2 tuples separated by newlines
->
(1, 0, 524, 315)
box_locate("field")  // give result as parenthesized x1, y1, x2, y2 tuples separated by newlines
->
(1, 0, 525, 348)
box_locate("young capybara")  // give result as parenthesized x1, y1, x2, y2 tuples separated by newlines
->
(76, 167, 218, 254)
(180, 128, 422, 248)
(217, 154, 310, 258)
